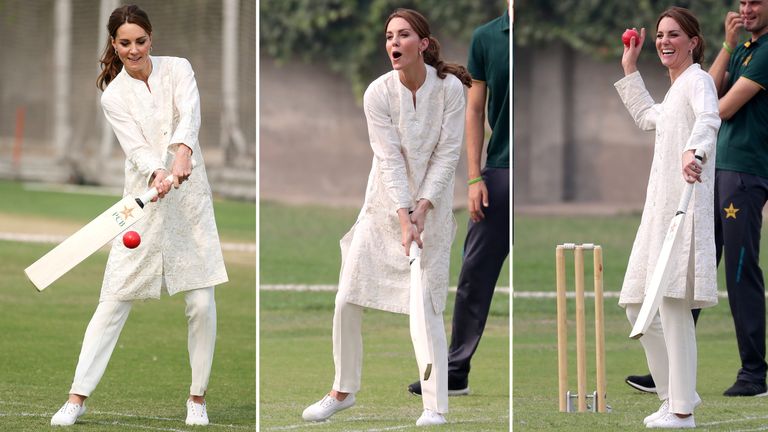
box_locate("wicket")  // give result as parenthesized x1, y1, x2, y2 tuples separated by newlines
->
(556, 243, 607, 413)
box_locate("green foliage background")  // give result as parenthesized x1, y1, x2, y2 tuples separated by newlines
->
(515, 0, 737, 63)
(260, 0, 503, 97)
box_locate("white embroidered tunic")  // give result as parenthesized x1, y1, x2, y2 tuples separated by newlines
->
(615, 65, 720, 309)
(338, 65, 466, 314)
(99, 56, 228, 301)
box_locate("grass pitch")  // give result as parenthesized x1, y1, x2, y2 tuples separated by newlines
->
(0, 180, 255, 431)
(259, 201, 510, 431)
(514, 214, 768, 431)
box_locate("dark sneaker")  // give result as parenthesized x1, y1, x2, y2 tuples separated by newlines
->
(723, 380, 768, 397)
(625, 374, 656, 393)
(408, 379, 470, 396)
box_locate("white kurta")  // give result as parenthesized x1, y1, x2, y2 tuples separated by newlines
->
(615, 65, 720, 309)
(337, 65, 466, 314)
(99, 56, 228, 301)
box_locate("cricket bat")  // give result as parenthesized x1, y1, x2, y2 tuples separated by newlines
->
(630, 149, 705, 339)
(25, 165, 193, 292)
(409, 241, 434, 381)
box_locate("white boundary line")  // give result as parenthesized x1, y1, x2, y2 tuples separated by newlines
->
(699, 414, 768, 431)
(0, 400, 252, 430)
(512, 291, 757, 299)
(0, 232, 255, 253)
(263, 416, 501, 432)
(260, 285, 510, 294)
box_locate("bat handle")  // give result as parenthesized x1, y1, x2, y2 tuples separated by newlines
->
(136, 159, 198, 208)
(676, 148, 706, 215)
(409, 242, 421, 259)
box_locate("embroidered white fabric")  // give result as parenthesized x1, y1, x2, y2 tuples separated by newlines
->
(99, 56, 228, 301)
(614, 66, 720, 309)
(337, 65, 466, 314)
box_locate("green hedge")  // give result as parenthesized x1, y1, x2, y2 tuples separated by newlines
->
(515, 0, 738, 63)
(260, 0, 503, 97)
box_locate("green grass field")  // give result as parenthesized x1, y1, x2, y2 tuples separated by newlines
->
(0, 180, 255, 431)
(259, 201, 510, 431)
(514, 214, 768, 431)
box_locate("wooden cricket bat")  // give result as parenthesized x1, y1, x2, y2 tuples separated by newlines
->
(24, 169, 189, 292)
(630, 149, 705, 339)
(409, 241, 434, 381)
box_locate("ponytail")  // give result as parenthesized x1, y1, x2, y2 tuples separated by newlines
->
(97, 39, 123, 90)
(423, 35, 472, 88)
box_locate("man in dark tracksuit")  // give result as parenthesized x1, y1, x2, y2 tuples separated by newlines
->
(709, 1, 768, 397)
(408, 8, 509, 396)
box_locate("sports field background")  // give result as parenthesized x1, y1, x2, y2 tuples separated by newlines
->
(260, 201, 510, 431)
(514, 214, 768, 431)
(0, 180, 255, 431)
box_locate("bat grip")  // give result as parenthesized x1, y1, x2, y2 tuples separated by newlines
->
(676, 148, 706, 215)
(136, 160, 197, 208)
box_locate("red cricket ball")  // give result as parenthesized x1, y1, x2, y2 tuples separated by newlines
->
(622, 29, 639, 47)
(123, 230, 141, 249)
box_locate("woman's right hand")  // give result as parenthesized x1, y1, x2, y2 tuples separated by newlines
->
(621, 27, 645, 76)
(151, 168, 172, 201)
(398, 208, 422, 257)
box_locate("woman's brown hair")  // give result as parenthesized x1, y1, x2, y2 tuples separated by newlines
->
(656, 6, 705, 65)
(385, 9, 472, 87)
(97, 4, 153, 90)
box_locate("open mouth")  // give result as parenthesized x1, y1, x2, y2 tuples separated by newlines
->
(661, 49, 675, 56)
(392, 51, 402, 60)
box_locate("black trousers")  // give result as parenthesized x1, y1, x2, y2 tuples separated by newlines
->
(447, 167, 509, 383)
(714, 169, 768, 384)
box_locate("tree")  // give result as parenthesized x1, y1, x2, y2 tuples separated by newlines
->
(515, 0, 735, 63)
(261, 0, 502, 97)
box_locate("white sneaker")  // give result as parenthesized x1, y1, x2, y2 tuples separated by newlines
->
(186, 399, 209, 426)
(51, 401, 86, 426)
(416, 409, 447, 426)
(302, 394, 355, 422)
(646, 412, 695, 429)
(643, 399, 669, 425)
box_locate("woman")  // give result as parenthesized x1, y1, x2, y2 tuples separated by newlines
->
(50, 4, 228, 427)
(302, 8, 471, 427)
(615, 7, 720, 429)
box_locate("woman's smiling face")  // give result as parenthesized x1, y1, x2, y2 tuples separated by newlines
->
(112, 22, 152, 77)
(655, 17, 696, 71)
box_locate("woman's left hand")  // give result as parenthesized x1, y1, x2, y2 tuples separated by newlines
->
(682, 149, 702, 183)
(170, 144, 193, 188)
(410, 199, 432, 234)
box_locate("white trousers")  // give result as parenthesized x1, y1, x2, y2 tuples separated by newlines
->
(69, 287, 217, 397)
(332, 294, 449, 413)
(626, 297, 699, 414)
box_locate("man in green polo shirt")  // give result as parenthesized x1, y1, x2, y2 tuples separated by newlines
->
(408, 4, 510, 396)
(709, 0, 768, 397)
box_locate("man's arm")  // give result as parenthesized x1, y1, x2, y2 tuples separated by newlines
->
(708, 10, 762, 118)
(710, 12, 743, 96)
(709, 47, 732, 97)
(719, 78, 763, 120)
(466, 80, 488, 222)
